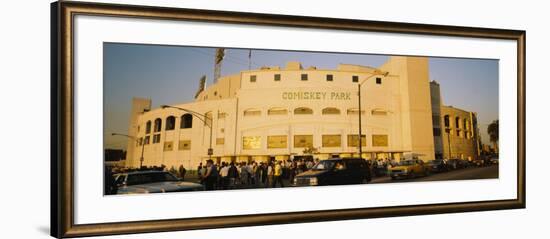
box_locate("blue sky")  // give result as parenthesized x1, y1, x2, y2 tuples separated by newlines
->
(104, 43, 498, 149)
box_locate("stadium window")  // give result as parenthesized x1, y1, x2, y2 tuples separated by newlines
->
(178, 140, 191, 150)
(274, 74, 281, 81)
(294, 107, 313, 115)
(322, 107, 340, 115)
(347, 108, 365, 115)
(144, 136, 150, 145)
(371, 109, 388, 116)
(145, 121, 151, 134)
(153, 118, 162, 132)
(244, 109, 261, 117)
(180, 114, 193, 129)
(326, 74, 333, 82)
(153, 134, 161, 144)
(352, 75, 359, 83)
(268, 107, 288, 115)
(250, 75, 257, 83)
(301, 74, 308, 81)
(165, 116, 175, 131)
(376, 77, 382, 84)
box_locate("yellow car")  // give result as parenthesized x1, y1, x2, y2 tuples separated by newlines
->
(388, 159, 429, 180)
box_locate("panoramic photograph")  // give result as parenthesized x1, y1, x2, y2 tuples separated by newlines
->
(103, 43, 499, 195)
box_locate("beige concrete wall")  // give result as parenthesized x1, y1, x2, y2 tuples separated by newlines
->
(131, 98, 238, 169)
(441, 106, 478, 160)
(125, 98, 151, 168)
(380, 56, 435, 161)
(196, 74, 241, 101)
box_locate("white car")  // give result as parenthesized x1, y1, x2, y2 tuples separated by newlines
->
(113, 171, 203, 194)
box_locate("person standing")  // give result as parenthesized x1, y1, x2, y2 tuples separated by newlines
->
(197, 162, 203, 179)
(219, 162, 229, 190)
(178, 165, 187, 181)
(203, 160, 218, 190)
(104, 166, 117, 195)
(265, 162, 273, 188)
(227, 162, 239, 189)
(240, 162, 249, 186)
(260, 162, 267, 186)
(272, 161, 284, 188)
(289, 160, 297, 183)
(250, 162, 258, 186)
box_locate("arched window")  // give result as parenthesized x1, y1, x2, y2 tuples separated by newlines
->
(322, 107, 340, 115)
(165, 116, 175, 131)
(268, 107, 288, 115)
(180, 114, 193, 128)
(145, 121, 152, 134)
(154, 118, 162, 132)
(444, 115, 450, 128)
(243, 108, 261, 116)
(294, 107, 313, 115)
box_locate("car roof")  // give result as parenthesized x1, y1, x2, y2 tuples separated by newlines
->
(119, 170, 168, 175)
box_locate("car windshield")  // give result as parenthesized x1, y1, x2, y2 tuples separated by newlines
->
(399, 160, 415, 166)
(312, 161, 336, 170)
(125, 172, 179, 186)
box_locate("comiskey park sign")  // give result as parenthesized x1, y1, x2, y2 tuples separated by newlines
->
(282, 91, 352, 100)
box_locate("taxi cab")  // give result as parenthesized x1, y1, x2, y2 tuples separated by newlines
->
(388, 159, 429, 180)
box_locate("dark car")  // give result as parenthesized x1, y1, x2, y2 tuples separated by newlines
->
(458, 159, 471, 168)
(446, 159, 467, 170)
(371, 160, 389, 177)
(292, 158, 371, 186)
(426, 159, 448, 173)
(114, 171, 204, 194)
(471, 158, 485, 167)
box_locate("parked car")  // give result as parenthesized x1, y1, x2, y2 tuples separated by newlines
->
(292, 158, 371, 186)
(446, 159, 468, 170)
(370, 160, 389, 177)
(114, 171, 204, 194)
(426, 159, 448, 173)
(458, 159, 471, 168)
(388, 159, 429, 180)
(471, 158, 485, 167)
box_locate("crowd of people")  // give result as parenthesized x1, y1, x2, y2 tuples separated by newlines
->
(196, 158, 320, 190)
(105, 157, 398, 193)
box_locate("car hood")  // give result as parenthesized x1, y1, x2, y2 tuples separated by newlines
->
(389, 166, 411, 171)
(120, 181, 203, 194)
(296, 170, 328, 178)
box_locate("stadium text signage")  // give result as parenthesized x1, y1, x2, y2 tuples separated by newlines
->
(282, 91, 352, 100)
